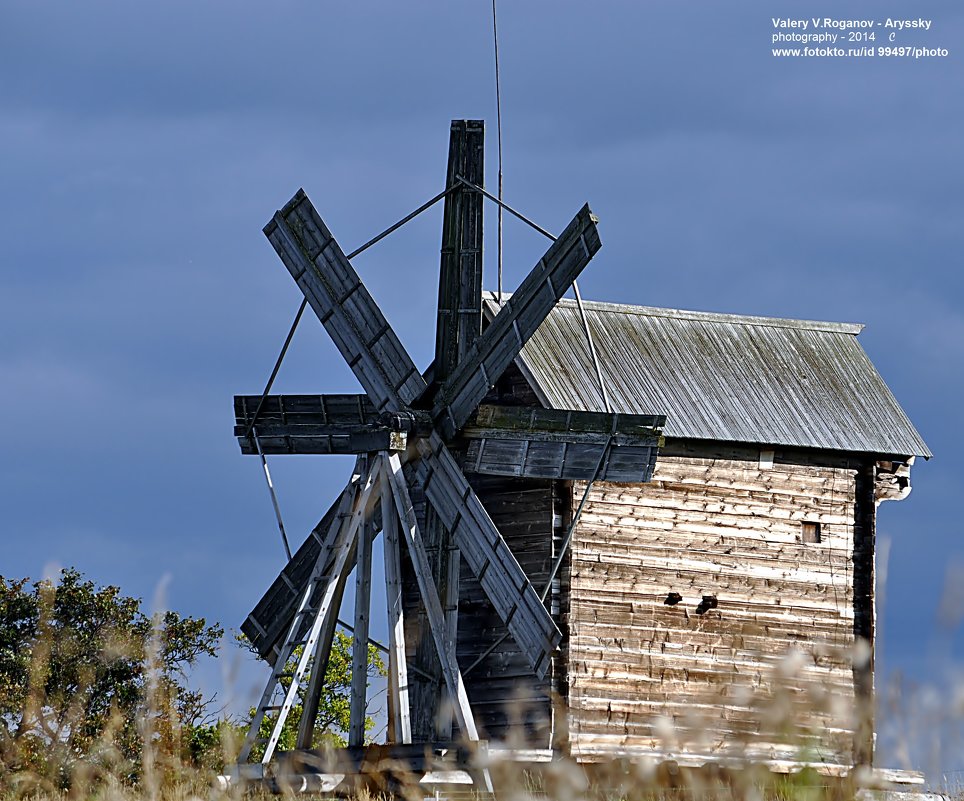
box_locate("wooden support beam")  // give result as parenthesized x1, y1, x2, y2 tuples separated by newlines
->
(257, 457, 378, 765)
(349, 520, 374, 747)
(435, 120, 484, 383)
(432, 204, 601, 438)
(380, 468, 412, 744)
(243, 466, 368, 662)
(296, 564, 349, 750)
(437, 542, 460, 740)
(383, 453, 479, 741)
(264, 190, 428, 413)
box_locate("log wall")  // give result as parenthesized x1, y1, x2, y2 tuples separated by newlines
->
(565, 448, 872, 764)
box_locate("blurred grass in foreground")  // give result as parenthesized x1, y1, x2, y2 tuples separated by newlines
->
(2, 568, 963, 800)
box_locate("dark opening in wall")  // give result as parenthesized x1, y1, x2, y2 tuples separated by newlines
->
(802, 521, 822, 543)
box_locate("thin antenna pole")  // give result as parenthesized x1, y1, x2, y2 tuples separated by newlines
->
(573, 279, 612, 414)
(492, 0, 504, 303)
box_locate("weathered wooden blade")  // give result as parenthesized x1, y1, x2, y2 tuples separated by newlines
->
(264, 189, 428, 413)
(466, 439, 660, 483)
(463, 404, 664, 442)
(236, 394, 376, 436)
(235, 397, 378, 455)
(410, 432, 561, 678)
(432, 205, 601, 438)
(240, 426, 394, 455)
(435, 120, 484, 383)
(462, 404, 665, 482)
(241, 499, 340, 662)
(234, 394, 392, 455)
(234, 394, 435, 455)
(239, 471, 363, 764)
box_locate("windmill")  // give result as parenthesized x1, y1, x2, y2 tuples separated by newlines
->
(233, 121, 663, 775)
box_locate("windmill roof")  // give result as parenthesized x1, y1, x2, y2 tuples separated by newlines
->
(483, 293, 931, 459)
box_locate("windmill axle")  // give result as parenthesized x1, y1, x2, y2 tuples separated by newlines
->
(377, 409, 434, 436)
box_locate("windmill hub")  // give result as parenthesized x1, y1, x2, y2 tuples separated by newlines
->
(377, 409, 434, 436)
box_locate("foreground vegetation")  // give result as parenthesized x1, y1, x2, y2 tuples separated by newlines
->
(0, 569, 383, 796)
(1, 569, 960, 800)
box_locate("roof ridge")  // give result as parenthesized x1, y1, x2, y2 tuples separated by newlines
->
(481, 291, 865, 335)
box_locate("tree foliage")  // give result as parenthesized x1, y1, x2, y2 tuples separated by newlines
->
(0, 567, 388, 787)
(0, 568, 222, 784)
(238, 629, 385, 759)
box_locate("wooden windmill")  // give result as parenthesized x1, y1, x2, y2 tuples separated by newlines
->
(234, 121, 663, 772)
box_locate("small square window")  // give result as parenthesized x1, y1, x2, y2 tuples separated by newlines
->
(802, 522, 821, 543)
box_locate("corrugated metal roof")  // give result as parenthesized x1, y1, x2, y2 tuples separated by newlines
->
(484, 294, 931, 459)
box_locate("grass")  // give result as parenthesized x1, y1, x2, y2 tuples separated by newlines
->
(2, 575, 961, 800)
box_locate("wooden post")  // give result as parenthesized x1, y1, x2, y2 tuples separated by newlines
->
(418, 121, 484, 738)
(434, 119, 484, 383)
(437, 542, 460, 740)
(298, 457, 371, 750)
(296, 565, 349, 750)
(259, 457, 378, 765)
(380, 467, 412, 744)
(383, 453, 479, 741)
(853, 462, 877, 765)
(348, 516, 375, 747)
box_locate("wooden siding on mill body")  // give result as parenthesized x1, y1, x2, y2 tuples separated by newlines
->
(564, 447, 872, 764)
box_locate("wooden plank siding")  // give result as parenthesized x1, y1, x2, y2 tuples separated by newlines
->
(564, 450, 871, 765)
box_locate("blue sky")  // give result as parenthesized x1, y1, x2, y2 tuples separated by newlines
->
(2, 0, 962, 773)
